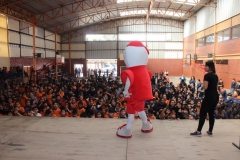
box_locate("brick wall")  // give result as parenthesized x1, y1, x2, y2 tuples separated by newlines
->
(10, 58, 55, 70)
(148, 59, 183, 76)
(10, 58, 185, 78)
(183, 34, 195, 57)
(118, 59, 183, 76)
(216, 38, 240, 55)
(184, 35, 240, 89)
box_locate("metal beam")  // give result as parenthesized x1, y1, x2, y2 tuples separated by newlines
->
(32, 15, 36, 83)
(146, 0, 154, 23)
(37, 0, 52, 10)
(2, 0, 23, 8)
(0, 0, 33, 24)
(52, 6, 190, 34)
(35, 0, 194, 27)
(61, 17, 184, 41)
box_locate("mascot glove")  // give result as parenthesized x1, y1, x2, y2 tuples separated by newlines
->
(123, 90, 132, 98)
(123, 77, 131, 98)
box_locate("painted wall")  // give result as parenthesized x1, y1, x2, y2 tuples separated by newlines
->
(10, 58, 55, 70)
(118, 59, 183, 77)
(183, 35, 240, 89)
(0, 15, 10, 69)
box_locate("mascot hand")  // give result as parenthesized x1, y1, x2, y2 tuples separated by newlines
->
(123, 90, 132, 98)
(123, 77, 131, 98)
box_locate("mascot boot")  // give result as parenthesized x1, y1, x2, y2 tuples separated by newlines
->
(141, 119, 153, 133)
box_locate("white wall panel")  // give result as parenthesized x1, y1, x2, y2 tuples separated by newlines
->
(184, 19, 195, 38)
(86, 42, 117, 50)
(45, 30, 55, 41)
(163, 51, 183, 59)
(28, 26, 33, 35)
(71, 51, 85, 59)
(86, 50, 117, 59)
(9, 46, 20, 57)
(71, 35, 85, 42)
(93, 28, 117, 34)
(45, 40, 54, 49)
(57, 43, 61, 51)
(165, 42, 183, 50)
(8, 18, 19, 31)
(118, 49, 124, 54)
(21, 34, 33, 46)
(46, 49, 55, 58)
(147, 25, 183, 32)
(8, 31, 20, 44)
(119, 41, 130, 50)
(36, 27, 44, 38)
(147, 42, 165, 50)
(172, 33, 183, 41)
(62, 44, 69, 50)
(71, 43, 85, 50)
(196, 5, 214, 32)
(178, 51, 183, 59)
(21, 47, 33, 57)
(36, 48, 45, 58)
(19, 22, 30, 34)
(36, 37, 44, 48)
(118, 41, 147, 50)
(62, 51, 69, 58)
(217, 0, 240, 23)
(148, 51, 164, 59)
(57, 35, 61, 42)
(184, 0, 240, 37)
(119, 24, 146, 32)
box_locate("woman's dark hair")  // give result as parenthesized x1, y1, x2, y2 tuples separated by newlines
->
(205, 61, 216, 73)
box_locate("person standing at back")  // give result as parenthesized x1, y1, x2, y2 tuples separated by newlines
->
(190, 61, 219, 136)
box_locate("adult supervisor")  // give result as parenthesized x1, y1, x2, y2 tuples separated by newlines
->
(190, 61, 219, 136)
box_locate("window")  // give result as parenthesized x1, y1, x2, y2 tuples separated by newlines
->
(218, 29, 230, 42)
(216, 60, 228, 65)
(223, 29, 230, 41)
(85, 34, 117, 41)
(119, 34, 146, 41)
(217, 31, 223, 42)
(205, 34, 214, 45)
(196, 60, 203, 64)
(232, 25, 240, 39)
(197, 37, 205, 47)
(146, 33, 172, 41)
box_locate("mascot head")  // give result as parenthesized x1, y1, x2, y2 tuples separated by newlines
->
(124, 41, 149, 68)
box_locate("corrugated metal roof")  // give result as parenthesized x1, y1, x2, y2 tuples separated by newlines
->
(5, 0, 211, 34)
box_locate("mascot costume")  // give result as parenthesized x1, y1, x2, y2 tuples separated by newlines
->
(116, 41, 153, 138)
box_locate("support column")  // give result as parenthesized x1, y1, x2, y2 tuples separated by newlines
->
(116, 26, 119, 76)
(68, 33, 72, 74)
(213, 6, 217, 62)
(193, 16, 197, 74)
(55, 27, 58, 79)
(194, 17, 197, 55)
(32, 16, 36, 83)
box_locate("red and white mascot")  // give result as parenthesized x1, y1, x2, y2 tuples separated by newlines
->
(116, 41, 153, 138)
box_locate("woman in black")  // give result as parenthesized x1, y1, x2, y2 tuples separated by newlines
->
(190, 61, 219, 136)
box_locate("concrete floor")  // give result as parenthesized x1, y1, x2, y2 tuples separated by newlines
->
(0, 117, 239, 160)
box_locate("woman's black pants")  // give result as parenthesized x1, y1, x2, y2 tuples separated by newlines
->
(197, 94, 219, 132)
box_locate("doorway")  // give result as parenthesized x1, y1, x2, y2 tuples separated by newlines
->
(74, 64, 83, 78)
(86, 59, 117, 77)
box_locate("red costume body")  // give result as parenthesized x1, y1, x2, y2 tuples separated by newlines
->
(116, 40, 153, 138)
(121, 65, 152, 114)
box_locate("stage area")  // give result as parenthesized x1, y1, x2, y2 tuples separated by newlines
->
(0, 117, 239, 160)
